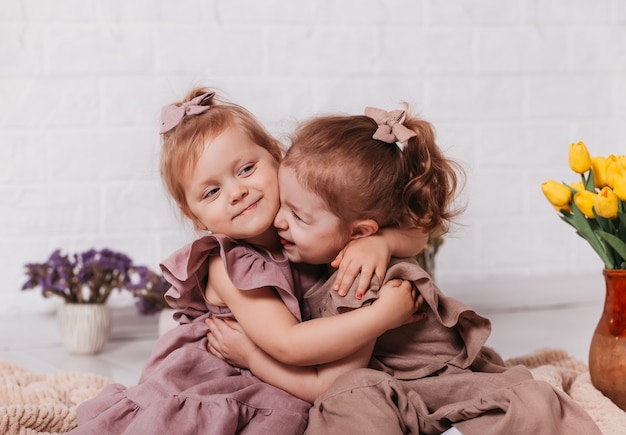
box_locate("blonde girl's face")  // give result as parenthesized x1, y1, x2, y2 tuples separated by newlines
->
(183, 126, 281, 245)
(274, 165, 350, 265)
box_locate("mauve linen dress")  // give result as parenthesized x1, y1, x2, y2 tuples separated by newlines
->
(71, 234, 311, 435)
(304, 258, 602, 435)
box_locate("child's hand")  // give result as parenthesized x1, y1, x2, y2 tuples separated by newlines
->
(330, 235, 390, 299)
(374, 279, 425, 330)
(205, 317, 258, 369)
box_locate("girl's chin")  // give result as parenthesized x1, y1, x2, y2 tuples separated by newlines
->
(285, 251, 330, 266)
(281, 248, 301, 262)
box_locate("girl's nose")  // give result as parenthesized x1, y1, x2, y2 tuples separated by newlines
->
(229, 183, 248, 204)
(273, 205, 288, 229)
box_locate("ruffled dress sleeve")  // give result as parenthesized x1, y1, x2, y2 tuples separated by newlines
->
(160, 233, 302, 323)
(304, 257, 494, 377)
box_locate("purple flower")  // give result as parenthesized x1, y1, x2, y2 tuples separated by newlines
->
(132, 272, 171, 315)
(22, 248, 170, 314)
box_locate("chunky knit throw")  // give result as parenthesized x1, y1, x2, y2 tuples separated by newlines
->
(0, 360, 111, 434)
(1, 348, 625, 434)
(505, 348, 626, 435)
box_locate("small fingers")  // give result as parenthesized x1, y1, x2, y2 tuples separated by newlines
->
(330, 249, 344, 269)
(205, 317, 222, 332)
(415, 294, 425, 309)
(223, 318, 243, 332)
(412, 293, 426, 322)
(206, 317, 226, 330)
(396, 279, 412, 290)
(333, 268, 348, 294)
(206, 331, 223, 358)
(208, 346, 225, 360)
(205, 318, 226, 343)
(334, 260, 361, 295)
(354, 278, 368, 300)
(354, 266, 376, 299)
(374, 266, 386, 287)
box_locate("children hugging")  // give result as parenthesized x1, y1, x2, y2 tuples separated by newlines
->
(204, 98, 603, 434)
(68, 88, 427, 435)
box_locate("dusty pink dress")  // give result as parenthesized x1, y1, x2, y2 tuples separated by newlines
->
(71, 234, 312, 435)
(304, 258, 601, 435)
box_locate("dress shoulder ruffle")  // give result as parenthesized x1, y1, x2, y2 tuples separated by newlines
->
(160, 233, 302, 322)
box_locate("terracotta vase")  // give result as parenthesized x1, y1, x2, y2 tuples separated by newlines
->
(57, 303, 112, 355)
(588, 269, 626, 411)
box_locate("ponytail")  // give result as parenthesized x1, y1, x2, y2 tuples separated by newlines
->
(401, 114, 465, 233)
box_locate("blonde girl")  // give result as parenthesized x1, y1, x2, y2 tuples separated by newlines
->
(71, 89, 424, 435)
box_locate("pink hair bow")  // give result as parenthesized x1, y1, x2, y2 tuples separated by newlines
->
(160, 92, 215, 134)
(364, 106, 416, 145)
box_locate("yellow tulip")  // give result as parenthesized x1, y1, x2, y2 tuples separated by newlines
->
(591, 156, 608, 187)
(553, 204, 571, 213)
(569, 181, 585, 192)
(605, 154, 619, 188)
(541, 180, 572, 208)
(594, 186, 618, 219)
(574, 190, 596, 218)
(569, 141, 592, 174)
(613, 167, 626, 201)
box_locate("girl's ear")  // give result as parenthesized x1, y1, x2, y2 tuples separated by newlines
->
(349, 219, 379, 240)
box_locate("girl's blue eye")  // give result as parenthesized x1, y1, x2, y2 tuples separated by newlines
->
(204, 187, 220, 199)
(240, 164, 255, 176)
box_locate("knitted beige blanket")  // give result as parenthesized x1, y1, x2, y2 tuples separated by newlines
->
(1, 349, 624, 434)
(504, 348, 626, 435)
(0, 360, 112, 434)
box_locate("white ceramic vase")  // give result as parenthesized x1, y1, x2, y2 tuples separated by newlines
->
(57, 303, 112, 354)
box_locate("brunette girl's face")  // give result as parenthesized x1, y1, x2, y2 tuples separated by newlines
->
(183, 126, 281, 246)
(274, 165, 351, 264)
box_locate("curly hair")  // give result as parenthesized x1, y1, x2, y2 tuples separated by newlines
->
(282, 109, 464, 234)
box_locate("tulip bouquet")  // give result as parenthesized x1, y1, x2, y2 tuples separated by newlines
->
(541, 142, 626, 269)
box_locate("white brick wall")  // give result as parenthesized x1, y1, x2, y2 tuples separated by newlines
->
(1, 0, 623, 314)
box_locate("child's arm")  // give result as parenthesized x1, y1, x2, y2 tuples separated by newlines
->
(331, 226, 429, 297)
(211, 256, 420, 366)
(207, 317, 375, 403)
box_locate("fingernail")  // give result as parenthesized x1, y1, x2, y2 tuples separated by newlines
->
(356, 293, 362, 299)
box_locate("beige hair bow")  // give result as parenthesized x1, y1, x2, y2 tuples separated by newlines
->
(364, 106, 416, 146)
(160, 92, 214, 134)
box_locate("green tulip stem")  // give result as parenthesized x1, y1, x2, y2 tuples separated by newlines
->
(584, 170, 595, 192)
(567, 202, 615, 269)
